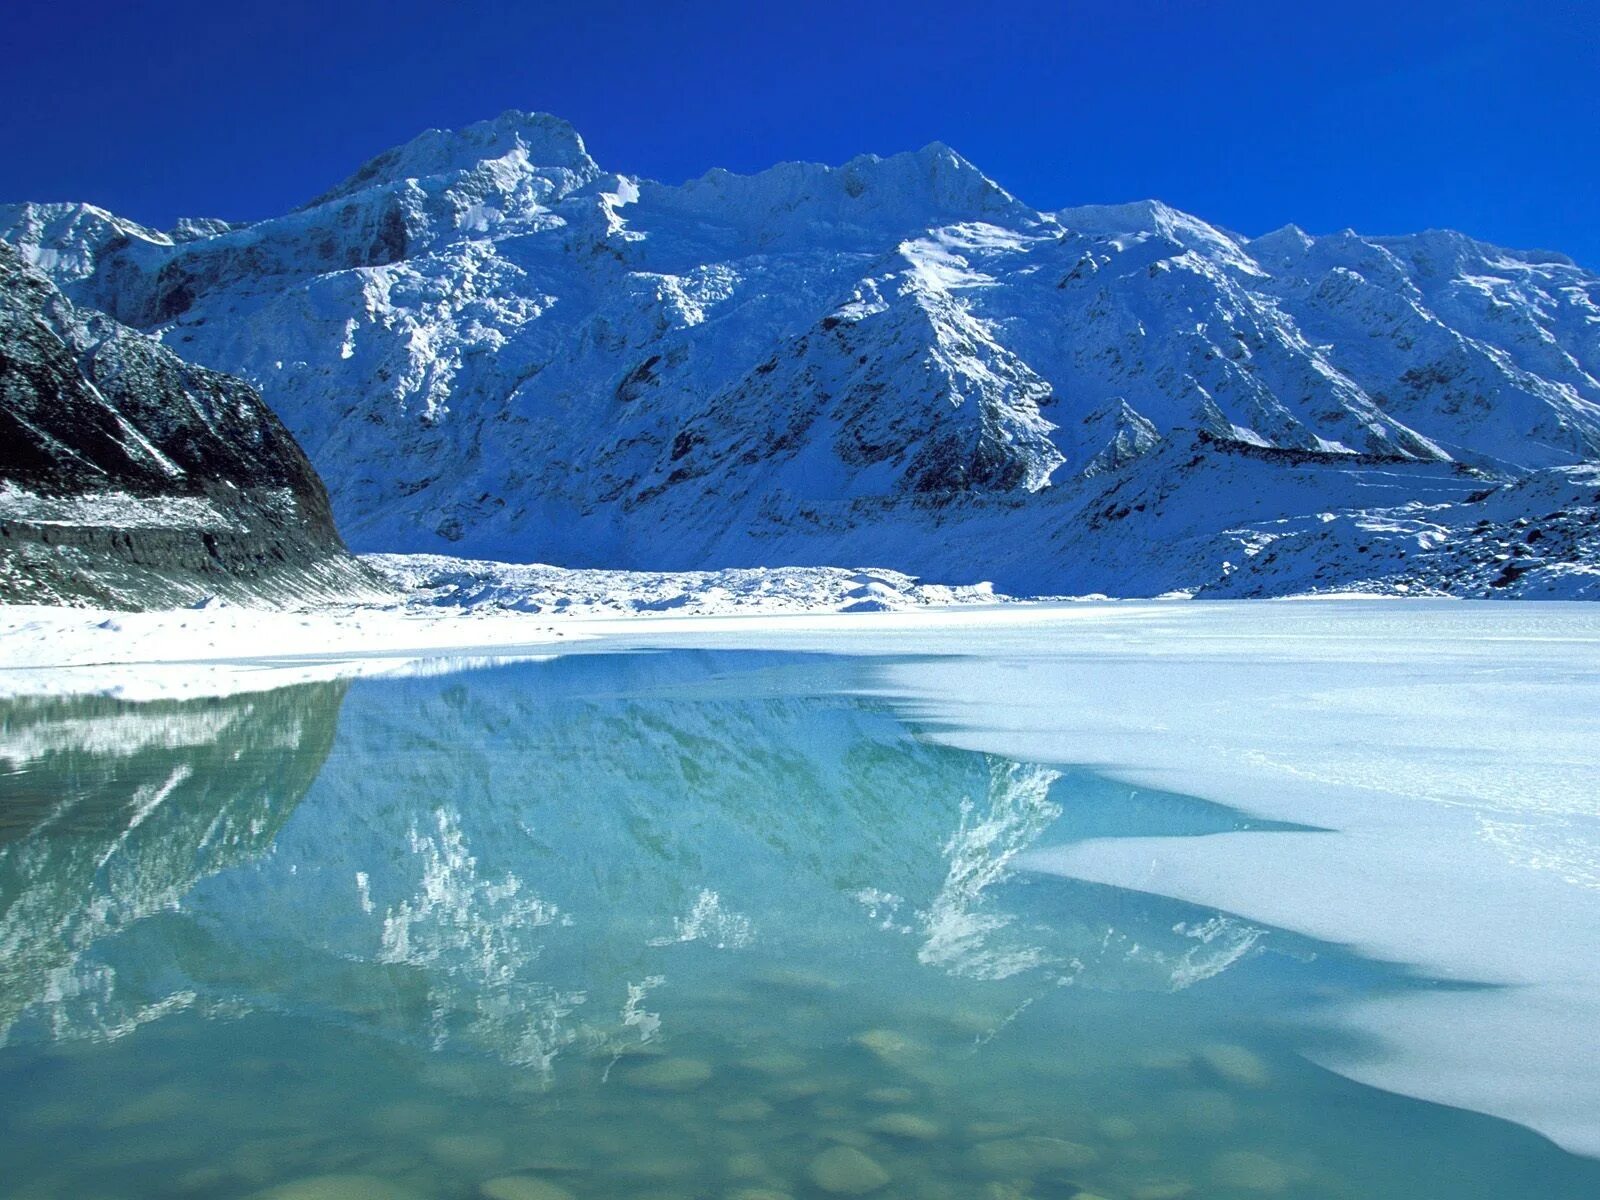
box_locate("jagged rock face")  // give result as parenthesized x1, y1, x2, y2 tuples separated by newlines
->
(645, 274, 1063, 515)
(1078, 400, 1162, 478)
(0, 241, 330, 508)
(0, 242, 385, 608)
(4, 110, 1599, 594)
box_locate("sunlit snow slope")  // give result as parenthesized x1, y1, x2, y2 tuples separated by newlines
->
(5, 110, 1598, 597)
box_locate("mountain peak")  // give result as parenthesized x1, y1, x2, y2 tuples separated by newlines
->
(846, 140, 1018, 205)
(303, 110, 600, 209)
(0, 201, 171, 285)
(1373, 226, 1580, 273)
(1055, 199, 1254, 269)
(1248, 223, 1315, 261)
(652, 139, 1031, 246)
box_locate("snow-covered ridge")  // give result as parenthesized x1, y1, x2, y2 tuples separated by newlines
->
(3, 112, 1598, 598)
(0, 483, 245, 531)
(366, 553, 1001, 615)
(302, 109, 600, 208)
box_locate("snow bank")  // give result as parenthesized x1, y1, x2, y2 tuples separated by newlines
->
(0, 557, 1011, 700)
(0, 602, 573, 700)
(365, 553, 1000, 615)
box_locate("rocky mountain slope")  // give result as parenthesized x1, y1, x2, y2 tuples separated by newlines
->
(0, 242, 388, 607)
(5, 110, 1598, 597)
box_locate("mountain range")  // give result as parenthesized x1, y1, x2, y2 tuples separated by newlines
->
(4, 110, 1597, 598)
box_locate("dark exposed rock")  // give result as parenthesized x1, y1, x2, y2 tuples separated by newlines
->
(616, 354, 664, 403)
(366, 201, 409, 266)
(0, 241, 388, 608)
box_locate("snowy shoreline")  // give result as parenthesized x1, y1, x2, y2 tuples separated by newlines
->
(0, 557, 1030, 700)
(0, 586, 1447, 703)
(0, 545, 1410, 701)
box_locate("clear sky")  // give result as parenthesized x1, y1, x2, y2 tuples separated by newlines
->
(3, 0, 1595, 265)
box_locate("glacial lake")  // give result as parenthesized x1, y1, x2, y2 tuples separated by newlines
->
(4, 606, 1600, 1200)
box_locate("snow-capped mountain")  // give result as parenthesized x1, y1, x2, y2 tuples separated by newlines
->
(5, 110, 1598, 597)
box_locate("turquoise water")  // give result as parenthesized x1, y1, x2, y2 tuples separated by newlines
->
(1, 650, 1597, 1200)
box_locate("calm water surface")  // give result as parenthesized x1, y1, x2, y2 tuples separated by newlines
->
(1, 650, 1596, 1200)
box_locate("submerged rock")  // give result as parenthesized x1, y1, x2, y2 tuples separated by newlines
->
(1126, 1178, 1194, 1200)
(972, 1136, 1097, 1176)
(862, 1087, 916, 1106)
(105, 1085, 192, 1127)
(737, 1049, 808, 1076)
(367, 1101, 451, 1134)
(1096, 1116, 1138, 1141)
(716, 1098, 775, 1123)
(248, 1175, 425, 1200)
(595, 1039, 668, 1061)
(428, 1132, 506, 1167)
(625, 1057, 713, 1091)
(850, 1029, 920, 1068)
(1169, 1088, 1237, 1133)
(608, 1158, 697, 1184)
(177, 1165, 236, 1194)
(1198, 1043, 1271, 1087)
(1211, 1151, 1293, 1192)
(752, 968, 845, 995)
(866, 1111, 942, 1140)
(724, 1151, 770, 1179)
(807, 1146, 891, 1195)
(613, 1153, 700, 1181)
(479, 1176, 578, 1200)
(820, 1127, 873, 1148)
(1135, 1049, 1193, 1072)
(767, 1078, 827, 1101)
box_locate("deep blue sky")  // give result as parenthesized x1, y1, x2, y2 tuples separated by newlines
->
(3, 1, 1595, 265)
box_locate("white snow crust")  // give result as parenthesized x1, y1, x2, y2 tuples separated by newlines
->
(0, 557, 1009, 699)
(366, 553, 998, 614)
